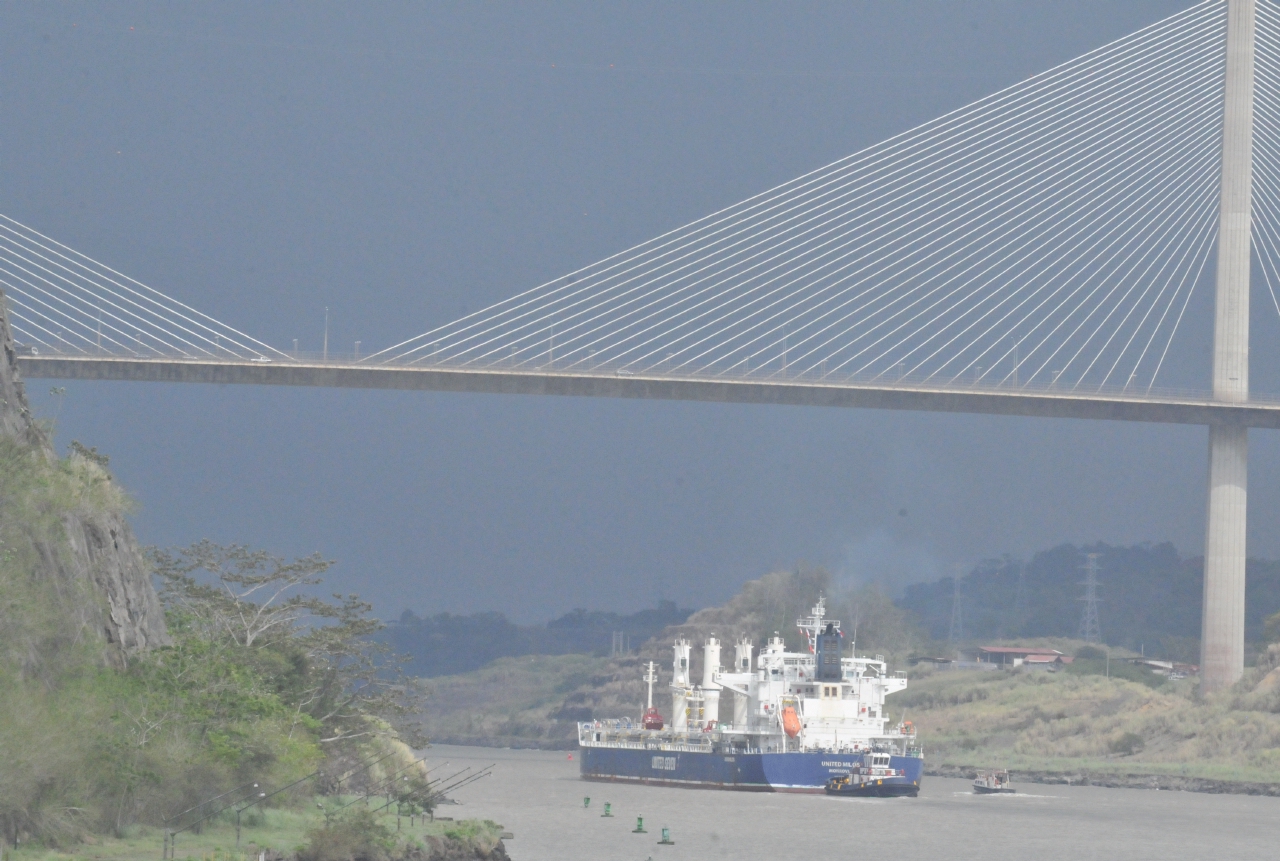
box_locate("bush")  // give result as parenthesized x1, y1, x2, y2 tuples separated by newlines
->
(1109, 731, 1145, 756)
(1075, 645, 1107, 660)
(1264, 610, 1280, 645)
(1064, 657, 1165, 689)
(298, 808, 396, 861)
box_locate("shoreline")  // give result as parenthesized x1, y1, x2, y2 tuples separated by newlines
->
(926, 764, 1280, 796)
(427, 739, 1280, 796)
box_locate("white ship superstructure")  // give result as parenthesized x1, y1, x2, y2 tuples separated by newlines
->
(659, 598, 912, 753)
(579, 598, 922, 794)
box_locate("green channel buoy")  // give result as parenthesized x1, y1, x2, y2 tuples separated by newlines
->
(601, 801, 613, 817)
(633, 815, 647, 833)
(658, 827, 675, 845)
(583, 796, 591, 809)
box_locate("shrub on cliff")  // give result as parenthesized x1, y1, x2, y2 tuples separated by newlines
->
(298, 808, 397, 861)
(0, 469, 425, 844)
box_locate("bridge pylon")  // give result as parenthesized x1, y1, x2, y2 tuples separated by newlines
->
(1203, 0, 1257, 693)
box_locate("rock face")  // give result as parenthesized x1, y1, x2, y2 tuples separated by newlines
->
(0, 290, 169, 662)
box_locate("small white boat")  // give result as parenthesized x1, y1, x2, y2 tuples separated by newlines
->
(973, 769, 1015, 794)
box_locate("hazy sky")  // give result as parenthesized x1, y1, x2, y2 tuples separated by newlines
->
(5, 1, 1273, 622)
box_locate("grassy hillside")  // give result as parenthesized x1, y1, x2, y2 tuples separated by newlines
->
(900, 649, 1280, 784)
(8, 804, 506, 861)
(423, 654, 640, 749)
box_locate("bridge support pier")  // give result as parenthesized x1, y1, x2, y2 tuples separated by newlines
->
(1202, 0, 1256, 694)
(1202, 425, 1248, 692)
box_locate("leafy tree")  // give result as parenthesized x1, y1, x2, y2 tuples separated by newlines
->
(148, 541, 427, 749)
(1264, 610, 1280, 644)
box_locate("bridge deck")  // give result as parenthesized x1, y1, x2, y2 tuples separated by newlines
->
(18, 355, 1280, 429)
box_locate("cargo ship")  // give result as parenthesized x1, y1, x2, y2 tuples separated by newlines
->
(578, 598, 922, 795)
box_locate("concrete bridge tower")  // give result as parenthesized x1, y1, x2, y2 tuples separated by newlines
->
(1203, 0, 1257, 693)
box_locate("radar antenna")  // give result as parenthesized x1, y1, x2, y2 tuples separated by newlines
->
(796, 595, 841, 653)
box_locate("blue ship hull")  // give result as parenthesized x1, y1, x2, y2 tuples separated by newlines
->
(580, 746, 923, 794)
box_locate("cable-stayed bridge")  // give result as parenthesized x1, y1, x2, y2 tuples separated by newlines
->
(0, 0, 1273, 690)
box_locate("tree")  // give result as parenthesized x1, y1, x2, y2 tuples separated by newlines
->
(149, 541, 427, 749)
(150, 540, 332, 648)
(1264, 609, 1280, 644)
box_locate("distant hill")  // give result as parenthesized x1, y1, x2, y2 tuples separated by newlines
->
(385, 600, 694, 677)
(897, 542, 1280, 659)
(416, 568, 914, 748)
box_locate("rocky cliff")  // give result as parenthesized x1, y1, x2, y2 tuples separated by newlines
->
(0, 289, 168, 664)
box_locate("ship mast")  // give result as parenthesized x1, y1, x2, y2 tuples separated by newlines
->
(644, 660, 657, 708)
(796, 596, 841, 653)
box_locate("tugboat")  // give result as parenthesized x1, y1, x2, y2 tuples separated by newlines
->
(578, 598, 923, 793)
(972, 769, 1015, 794)
(824, 750, 920, 797)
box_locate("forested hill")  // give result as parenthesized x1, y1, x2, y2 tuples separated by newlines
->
(385, 600, 694, 677)
(897, 542, 1280, 659)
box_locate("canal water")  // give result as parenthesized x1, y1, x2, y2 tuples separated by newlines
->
(430, 744, 1275, 861)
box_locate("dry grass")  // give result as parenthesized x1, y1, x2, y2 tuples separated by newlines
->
(901, 664, 1280, 783)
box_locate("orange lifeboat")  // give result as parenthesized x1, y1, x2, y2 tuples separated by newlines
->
(781, 706, 801, 738)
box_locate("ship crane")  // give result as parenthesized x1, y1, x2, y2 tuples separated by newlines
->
(642, 660, 664, 730)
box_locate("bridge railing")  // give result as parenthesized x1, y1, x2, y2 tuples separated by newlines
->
(22, 342, 1280, 406)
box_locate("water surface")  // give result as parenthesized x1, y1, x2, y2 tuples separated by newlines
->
(431, 744, 1274, 861)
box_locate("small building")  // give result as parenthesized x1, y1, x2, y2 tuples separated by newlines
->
(1128, 658, 1199, 678)
(977, 646, 1065, 667)
(907, 656, 953, 666)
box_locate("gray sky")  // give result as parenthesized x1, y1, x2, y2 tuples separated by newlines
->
(5, 1, 1275, 622)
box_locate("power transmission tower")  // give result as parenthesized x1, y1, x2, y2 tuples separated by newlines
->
(948, 575, 964, 648)
(1078, 553, 1102, 643)
(611, 631, 629, 657)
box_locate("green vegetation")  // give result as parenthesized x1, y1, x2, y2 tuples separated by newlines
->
(0, 434, 427, 849)
(1063, 657, 1166, 688)
(5, 805, 504, 861)
(0, 436, 159, 845)
(900, 650, 1280, 783)
(297, 808, 398, 861)
(296, 808, 505, 861)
